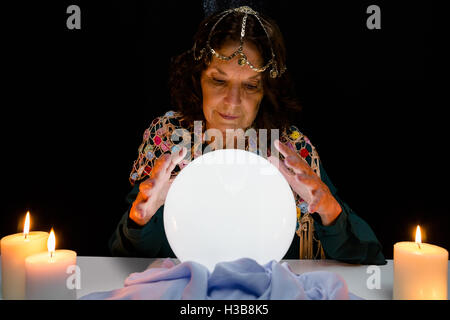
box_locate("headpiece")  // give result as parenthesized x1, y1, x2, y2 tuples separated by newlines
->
(193, 6, 286, 78)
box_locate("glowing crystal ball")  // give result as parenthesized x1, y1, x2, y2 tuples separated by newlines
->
(164, 149, 297, 270)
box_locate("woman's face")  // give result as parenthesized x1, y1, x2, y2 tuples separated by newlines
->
(201, 41, 264, 135)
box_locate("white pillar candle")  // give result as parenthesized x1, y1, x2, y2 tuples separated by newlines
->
(1, 212, 48, 299)
(394, 226, 448, 300)
(25, 228, 77, 300)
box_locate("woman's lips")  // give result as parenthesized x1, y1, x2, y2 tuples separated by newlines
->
(218, 112, 239, 120)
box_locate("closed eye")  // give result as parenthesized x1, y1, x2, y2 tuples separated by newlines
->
(245, 84, 259, 90)
(210, 76, 261, 91)
(212, 77, 226, 85)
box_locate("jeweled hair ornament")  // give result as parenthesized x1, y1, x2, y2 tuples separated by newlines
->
(193, 6, 286, 78)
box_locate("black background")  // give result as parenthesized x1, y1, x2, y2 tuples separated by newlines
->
(1, 1, 444, 260)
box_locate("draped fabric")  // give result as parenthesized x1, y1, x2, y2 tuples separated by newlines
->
(80, 258, 361, 300)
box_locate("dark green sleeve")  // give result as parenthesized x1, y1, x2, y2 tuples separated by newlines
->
(313, 162, 387, 265)
(108, 182, 175, 258)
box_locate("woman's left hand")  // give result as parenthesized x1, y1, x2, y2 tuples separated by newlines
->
(268, 140, 342, 226)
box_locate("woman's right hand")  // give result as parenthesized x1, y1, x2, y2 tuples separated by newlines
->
(129, 147, 187, 226)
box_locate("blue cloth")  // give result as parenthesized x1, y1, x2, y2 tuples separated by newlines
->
(80, 258, 361, 300)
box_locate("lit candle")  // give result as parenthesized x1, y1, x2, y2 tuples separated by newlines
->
(394, 225, 448, 300)
(1, 212, 48, 299)
(25, 228, 77, 299)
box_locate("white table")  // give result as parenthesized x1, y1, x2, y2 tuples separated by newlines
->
(1, 257, 449, 300)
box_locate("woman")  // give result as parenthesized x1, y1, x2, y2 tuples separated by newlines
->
(109, 6, 386, 265)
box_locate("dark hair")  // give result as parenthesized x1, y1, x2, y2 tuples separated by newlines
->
(168, 9, 301, 132)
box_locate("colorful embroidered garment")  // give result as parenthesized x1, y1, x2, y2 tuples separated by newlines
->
(129, 111, 325, 259)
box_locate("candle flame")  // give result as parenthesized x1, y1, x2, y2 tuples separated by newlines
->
(415, 225, 422, 244)
(23, 211, 30, 238)
(48, 228, 56, 256)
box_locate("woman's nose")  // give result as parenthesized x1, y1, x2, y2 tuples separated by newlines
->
(224, 83, 241, 107)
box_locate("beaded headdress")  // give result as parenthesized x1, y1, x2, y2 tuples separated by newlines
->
(193, 6, 286, 78)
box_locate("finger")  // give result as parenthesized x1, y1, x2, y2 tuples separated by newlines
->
(133, 201, 147, 219)
(173, 146, 187, 163)
(273, 139, 296, 159)
(166, 147, 187, 174)
(139, 178, 156, 196)
(160, 177, 174, 194)
(268, 155, 295, 182)
(135, 191, 149, 206)
(284, 156, 310, 175)
(274, 140, 313, 176)
(150, 153, 171, 179)
(295, 173, 317, 187)
(140, 178, 155, 190)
